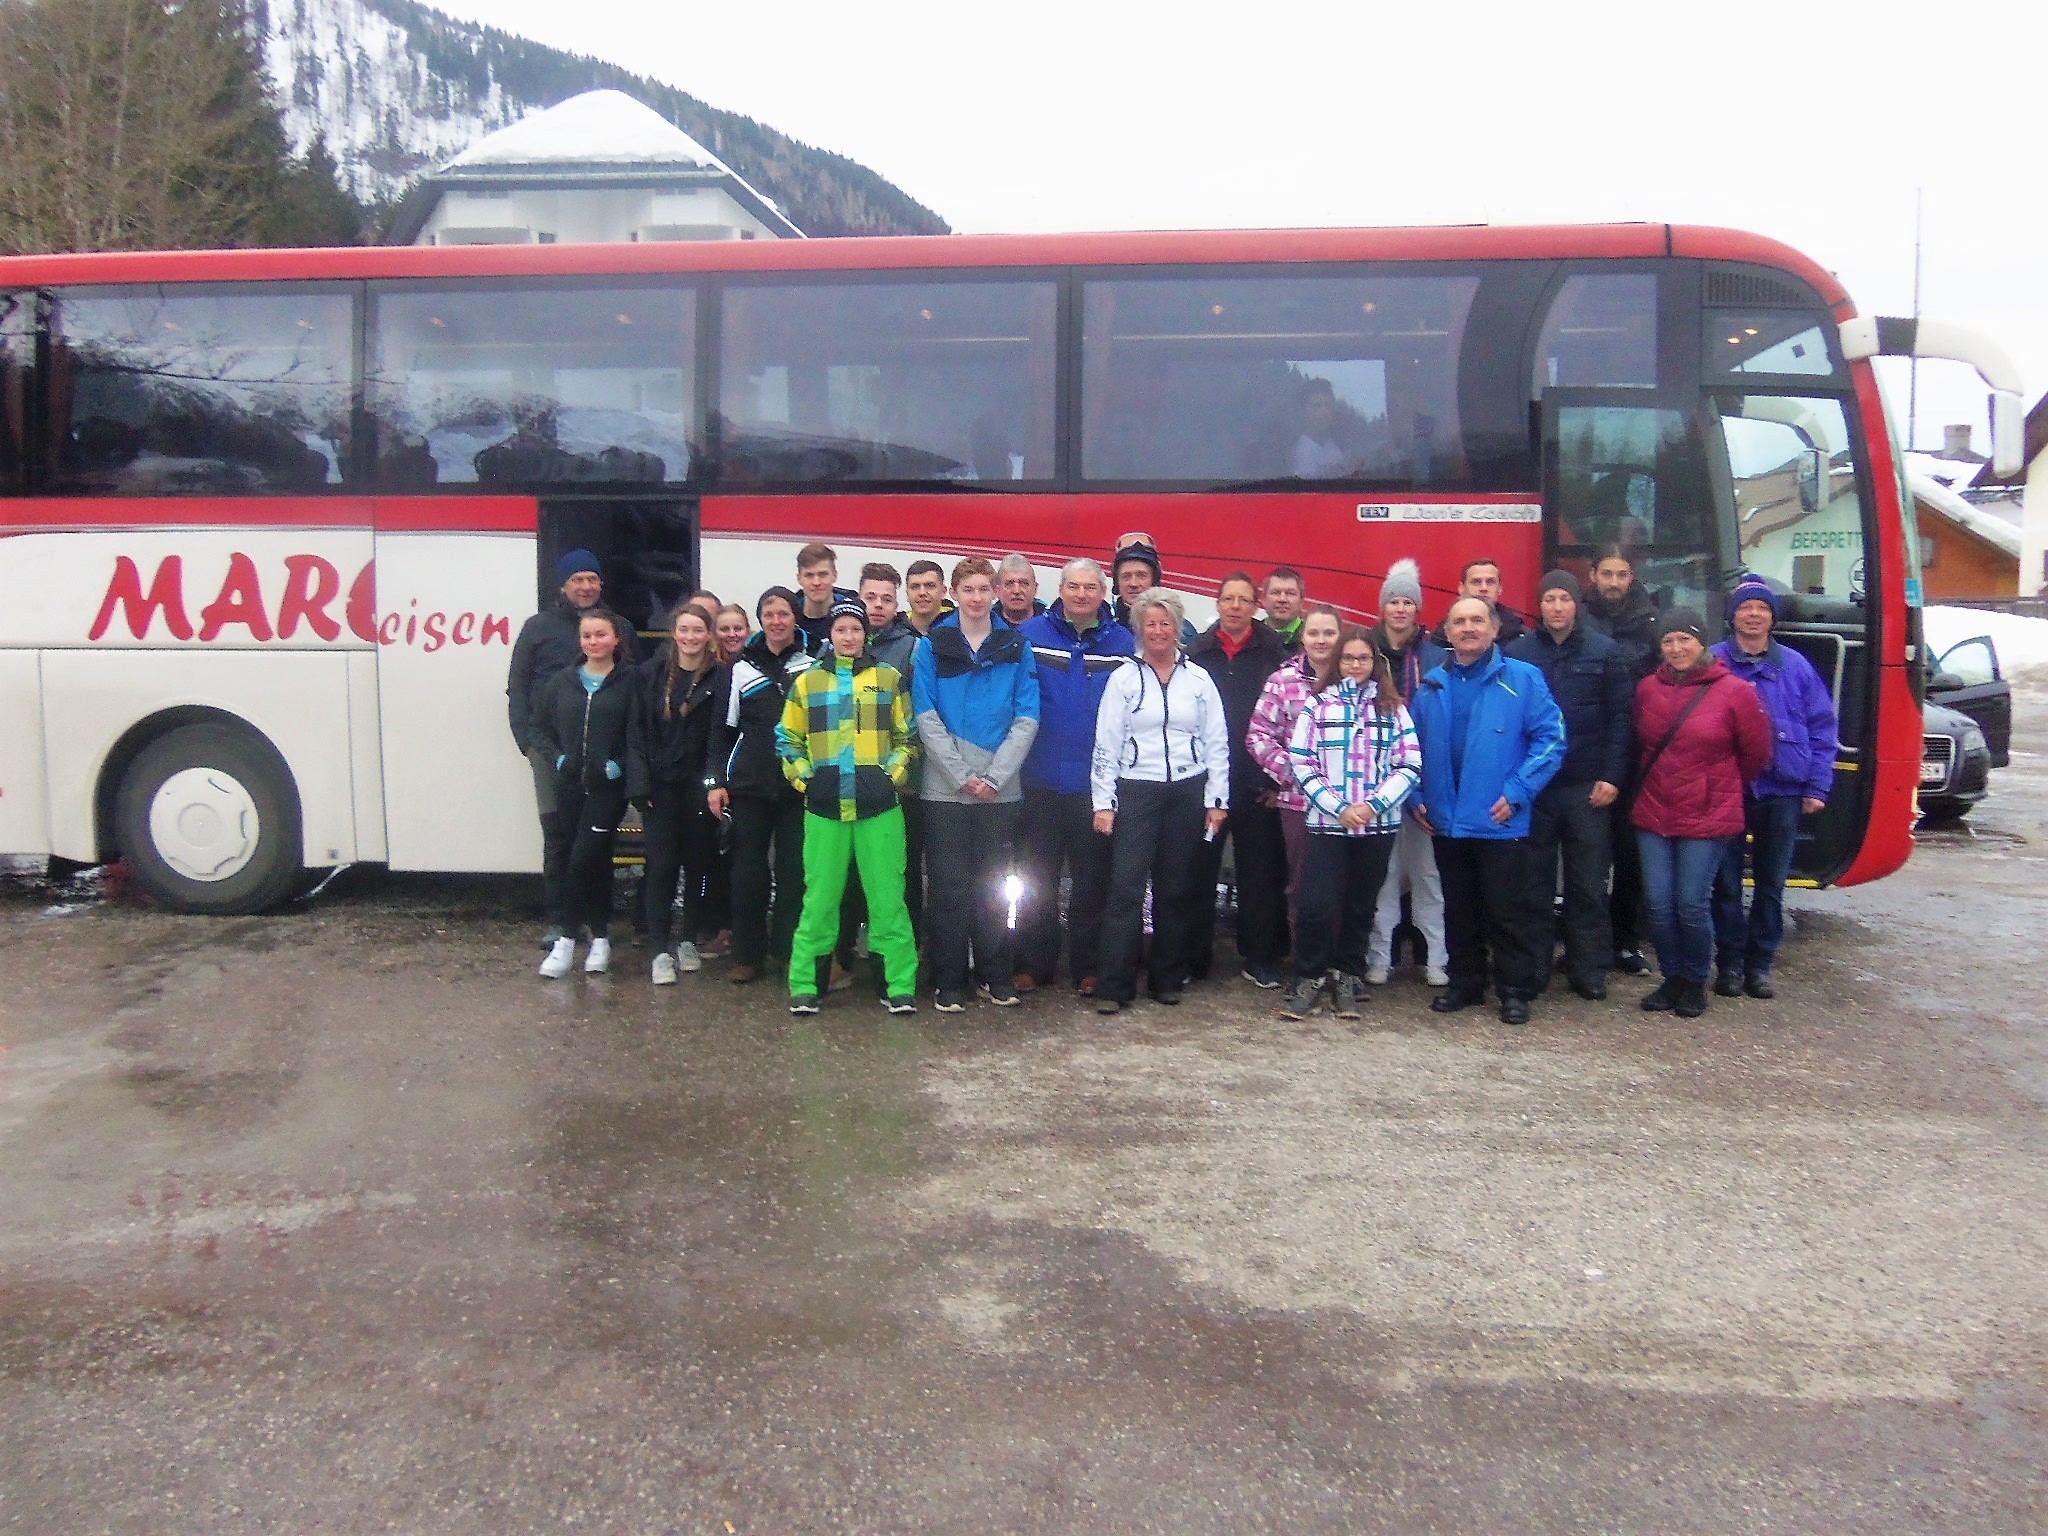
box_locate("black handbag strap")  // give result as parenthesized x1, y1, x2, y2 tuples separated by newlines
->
(1635, 677, 1718, 794)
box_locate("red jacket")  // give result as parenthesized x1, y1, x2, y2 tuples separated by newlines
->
(1630, 659, 1773, 840)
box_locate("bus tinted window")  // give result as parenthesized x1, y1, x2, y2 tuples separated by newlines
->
(48, 286, 353, 495)
(370, 283, 695, 489)
(718, 279, 1057, 485)
(1532, 273, 1657, 391)
(1709, 311, 1841, 378)
(1081, 272, 1491, 486)
(1547, 401, 1721, 613)
(0, 293, 27, 494)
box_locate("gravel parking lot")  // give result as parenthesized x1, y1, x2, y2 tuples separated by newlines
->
(2, 691, 2043, 1533)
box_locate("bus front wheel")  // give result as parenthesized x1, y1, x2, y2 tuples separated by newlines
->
(115, 723, 303, 914)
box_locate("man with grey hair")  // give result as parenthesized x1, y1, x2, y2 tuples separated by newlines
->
(1015, 559, 1135, 994)
(997, 553, 1047, 627)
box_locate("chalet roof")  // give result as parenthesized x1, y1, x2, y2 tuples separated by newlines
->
(384, 90, 803, 245)
(1912, 471, 2020, 558)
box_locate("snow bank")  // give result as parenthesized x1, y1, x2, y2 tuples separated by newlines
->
(1925, 605, 2048, 682)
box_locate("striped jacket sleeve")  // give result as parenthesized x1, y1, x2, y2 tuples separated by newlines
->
(1288, 701, 1347, 821)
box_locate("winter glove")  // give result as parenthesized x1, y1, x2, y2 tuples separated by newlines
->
(555, 754, 566, 770)
(604, 760, 622, 781)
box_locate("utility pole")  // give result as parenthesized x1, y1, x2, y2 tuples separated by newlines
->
(1908, 187, 1922, 453)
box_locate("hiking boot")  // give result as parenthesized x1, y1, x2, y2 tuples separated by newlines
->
(883, 995, 917, 1016)
(1076, 975, 1098, 998)
(1278, 975, 1326, 1020)
(538, 937, 576, 979)
(583, 938, 611, 974)
(1430, 985, 1486, 1014)
(1151, 987, 1183, 1006)
(1012, 973, 1038, 995)
(1331, 974, 1363, 1019)
(1640, 978, 1680, 1012)
(1241, 961, 1284, 990)
(1674, 980, 1709, 1018)
(650, 951, 678, 986)
(933, 990, 968, 1014)
(1744, 970, 1775, 1000)
(1569, 976, 1608, 1002)
(981, 980, 1021, 1007)
(675, 941, 702, 974)
(788, 994, 820, 1017)
(1499, 994, 1531, 1026)
(1713, 968, 1745, 998)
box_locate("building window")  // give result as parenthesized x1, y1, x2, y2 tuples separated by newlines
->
(1920, 533, 1938, 568)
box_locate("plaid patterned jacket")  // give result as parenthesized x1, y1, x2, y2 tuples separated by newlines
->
(1247, 654, 1317, 813)
(1287, 678, 1422, 835)
(777, 653, 916, 822)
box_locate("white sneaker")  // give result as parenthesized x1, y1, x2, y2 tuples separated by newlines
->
(584, 937, 611, 974)
(650, 951, 677, 985)
(538, 937, 576, 979)
(1425, 964, 1450, 987)
(675, 941, 702, 973)
(1365, 964, 1390, 986)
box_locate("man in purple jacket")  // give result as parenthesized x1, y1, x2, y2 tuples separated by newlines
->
(1709, 579, 1838, 1000)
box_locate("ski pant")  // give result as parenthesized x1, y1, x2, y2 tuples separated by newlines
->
(1433, 834, 1549, 1001)
(1529, 779, 1615, 986)
(922, 799, 1021, 994)
(1015, 785, 1112, 987)
(1295, 831, 1396, 981)
(1366, 814, 1446, 970)
(729, 790, 805, 968)
(1097, 777, 1208, 1004)
(788, 808, 918, 999)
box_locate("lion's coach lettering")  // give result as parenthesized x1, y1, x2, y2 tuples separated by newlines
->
(88, 555, 509, 650)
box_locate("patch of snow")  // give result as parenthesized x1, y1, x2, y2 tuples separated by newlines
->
(444, 90, 725, 173)
(1925, 605, 2048, 681)
(1911, 473, 2020, 557)
(1903, 451, 1986, 491)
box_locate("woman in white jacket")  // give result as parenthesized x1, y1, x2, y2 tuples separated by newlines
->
(1090, 588, 1230, 1014)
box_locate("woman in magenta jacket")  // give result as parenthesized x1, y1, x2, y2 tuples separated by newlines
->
(1630, 610, 1772, 1018)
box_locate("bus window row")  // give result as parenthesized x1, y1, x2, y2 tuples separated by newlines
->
(0, 264, 1845, 498)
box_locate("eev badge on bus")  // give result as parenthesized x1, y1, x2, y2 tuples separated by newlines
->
(1356, 503, 1543, 523)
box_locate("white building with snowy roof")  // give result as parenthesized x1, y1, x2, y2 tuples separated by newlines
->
(385, 90, 802, 247)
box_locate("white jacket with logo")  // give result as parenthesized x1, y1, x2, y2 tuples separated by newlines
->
(1089, 655, 1230, 811)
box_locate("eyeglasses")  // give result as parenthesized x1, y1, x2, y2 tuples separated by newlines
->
(1338, 651, 1375, 668)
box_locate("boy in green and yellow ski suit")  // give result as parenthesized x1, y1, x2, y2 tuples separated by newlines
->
(776, 599, 920, 1009)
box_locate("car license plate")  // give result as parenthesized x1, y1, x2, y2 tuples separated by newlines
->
(1919, 759, 1947, 785)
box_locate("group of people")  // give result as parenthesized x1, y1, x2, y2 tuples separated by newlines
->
(505, 532, 1838, 1025)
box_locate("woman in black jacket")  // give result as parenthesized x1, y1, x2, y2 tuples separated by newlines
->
(628, 601, 724, 985)
(531, 607, 635, 978)
(704, 587, 820, 983)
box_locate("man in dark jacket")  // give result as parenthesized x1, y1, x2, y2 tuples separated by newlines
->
(1430, 557, 1528, 647)
(1186, 572, 1292, 988)
(506, 548, 639, 943)
(1015, 558, 1134, 994)
(794, 542, 860, 650)
(1508, 570, 1635, 999)
(862, 561, 927, 946)
(1108, 532, 1195, 642)
(1579, 544, 1661, 974)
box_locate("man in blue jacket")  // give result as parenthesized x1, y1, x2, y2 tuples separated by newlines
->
(1015, 559, 1134, 995)
(912, 557, 1041, 1012)
(1710, 579, 1837, 1000)
(1507, 570, 1635, 1000)
(1410, 596, 1567, 1025)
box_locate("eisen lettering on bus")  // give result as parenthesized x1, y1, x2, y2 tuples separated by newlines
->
(88, 554, 511, 651)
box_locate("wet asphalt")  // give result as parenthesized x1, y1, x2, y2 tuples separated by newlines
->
(2, 697, 2044, 1534)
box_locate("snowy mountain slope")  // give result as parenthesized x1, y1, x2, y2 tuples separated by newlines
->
(254, 0, 945, 237)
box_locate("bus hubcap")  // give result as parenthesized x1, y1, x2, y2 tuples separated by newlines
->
(149, 768, 261, 882)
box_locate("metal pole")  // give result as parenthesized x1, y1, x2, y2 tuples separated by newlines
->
(1908, 187, 1922, 452)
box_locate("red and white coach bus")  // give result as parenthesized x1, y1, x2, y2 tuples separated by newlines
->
(0, 226, 2024, 912)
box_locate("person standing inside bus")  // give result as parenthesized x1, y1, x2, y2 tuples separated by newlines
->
(1409, 597, 1565, 1025)
(1632, 611, 1773, 1018)
(533, 608, 635, 978)
(1579, 543, 1661, 977)
(777, 599, 920, 1016)
(996, 554, 1047, 627)
(1507, 571, 1634, 1000)
(912, 557, 1040, 1012)
(1366, 560, 1449, 987)
(1090, 588, 1230, 1015)
(794, 543, 858, 651)
(1261, 567, 1306, 655)
(1186, 572, 1291, 989)
(1431, 558, 1528, 647)
(1279, 627, 1421, 1020)
(627, 601, 723, 985)
(1710, 580, 1838, 1000)
(1247, 603, 1343, 955)
(707, 587, 820, 984)
(507, 549, 637, 946)
(1015, 558, 1134, 996)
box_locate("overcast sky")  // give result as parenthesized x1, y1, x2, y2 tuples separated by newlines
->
(432, 0, 2044, 451)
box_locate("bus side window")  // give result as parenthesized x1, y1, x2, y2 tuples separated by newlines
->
(45, 285, 354, 496)
(0, 293, 27, 494)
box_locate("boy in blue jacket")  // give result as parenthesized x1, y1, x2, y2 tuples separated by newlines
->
(1409, 596, 1566, 1025)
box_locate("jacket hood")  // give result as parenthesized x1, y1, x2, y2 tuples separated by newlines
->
(1655, 654, 1732, 687)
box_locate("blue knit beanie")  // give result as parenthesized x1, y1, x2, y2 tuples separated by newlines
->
(1728, 578, 1777, 619)
(556, 548, 601, 584)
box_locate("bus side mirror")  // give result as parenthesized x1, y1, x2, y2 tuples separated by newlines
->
(1991, 390, 2025, 479)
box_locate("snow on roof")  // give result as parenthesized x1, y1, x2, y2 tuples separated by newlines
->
(1902, 450, 1985, 492)
(1911, 471, 2020, 558)
(444, 90, 731, 174)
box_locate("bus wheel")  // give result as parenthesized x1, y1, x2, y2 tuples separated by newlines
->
(115, 723, 302, 914)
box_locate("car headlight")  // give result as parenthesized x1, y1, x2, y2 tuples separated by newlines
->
(1961, 725, 1987, 754)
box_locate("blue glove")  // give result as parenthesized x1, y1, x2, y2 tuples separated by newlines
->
(604, 759, 622, 781)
